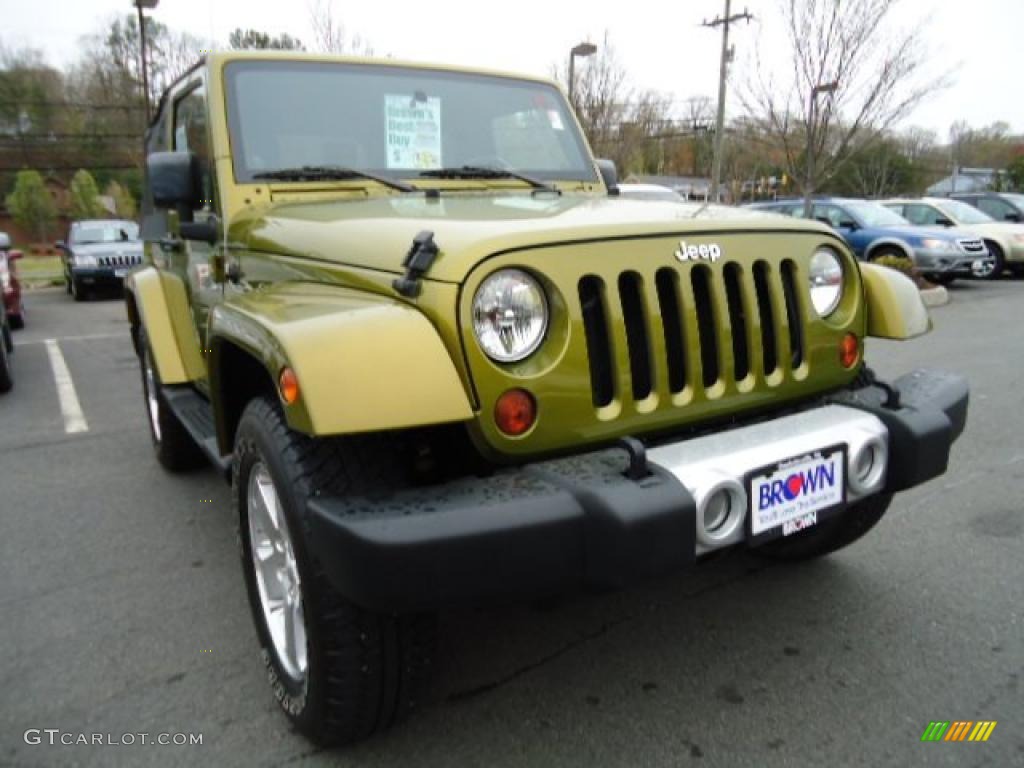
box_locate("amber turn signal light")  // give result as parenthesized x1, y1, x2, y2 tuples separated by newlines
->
(839, 333, 860, 369)
(494, 389, 537, 436)
(279, 367, 300, 404)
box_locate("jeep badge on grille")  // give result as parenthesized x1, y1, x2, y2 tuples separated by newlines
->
(675, 240, 722, 263)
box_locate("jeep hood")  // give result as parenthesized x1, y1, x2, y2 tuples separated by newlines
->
(231, 195, 830, 283)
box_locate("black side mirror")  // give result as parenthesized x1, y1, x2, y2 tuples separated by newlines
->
(595, 158, 620, 196)
(838, 220, 858, 230)
(1005, 212, 1022, 222)
(936, 218, 954, 227)
(147, 151, 202, 211)
(54, 240, 68, 252)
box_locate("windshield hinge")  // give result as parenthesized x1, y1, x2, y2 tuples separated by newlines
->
(393, 230, 439, 298)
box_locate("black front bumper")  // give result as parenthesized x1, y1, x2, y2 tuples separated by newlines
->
(72, 267, 129, 287)
(306, 369, 968, 612)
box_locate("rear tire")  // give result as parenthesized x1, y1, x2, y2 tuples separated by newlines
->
(8, 307, 24, 329)
(137, 327, 205, 471)
(754, 494, 893, 561)
(234, 396, 435, 746)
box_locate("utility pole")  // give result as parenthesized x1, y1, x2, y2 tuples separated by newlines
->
(704, 1, 752, 204)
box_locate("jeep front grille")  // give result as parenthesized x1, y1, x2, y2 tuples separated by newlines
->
(578, 259, 806, 409)
(97, 254, 142, 267)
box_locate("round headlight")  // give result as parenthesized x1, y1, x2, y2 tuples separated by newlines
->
(808, 248, 844, 316)
(472, 269, 548, 363)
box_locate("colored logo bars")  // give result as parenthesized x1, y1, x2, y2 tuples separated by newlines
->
(921, 721, 997, 742)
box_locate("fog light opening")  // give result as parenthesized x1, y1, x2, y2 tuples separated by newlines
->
(697, 480, 746, 547)
(849, 438, 887, 495)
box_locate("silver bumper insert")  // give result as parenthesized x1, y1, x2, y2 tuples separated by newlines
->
(647, 405, 889, 554)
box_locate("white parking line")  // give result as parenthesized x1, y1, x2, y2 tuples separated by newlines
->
(16, 332, 125, 347)
(44, 339, 89, 434)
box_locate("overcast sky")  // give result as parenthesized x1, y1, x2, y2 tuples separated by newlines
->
(1, 0, 1021, 140)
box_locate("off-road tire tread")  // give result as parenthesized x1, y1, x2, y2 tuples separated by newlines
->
(138, 328, 205, 471)
(235, 397, 434, 746)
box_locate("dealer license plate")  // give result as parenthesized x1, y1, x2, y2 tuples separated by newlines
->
(747, 446, 846, 543)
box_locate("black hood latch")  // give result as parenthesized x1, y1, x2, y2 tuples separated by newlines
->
(393, 230, 439, 298)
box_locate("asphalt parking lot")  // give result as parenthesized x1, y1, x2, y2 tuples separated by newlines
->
(1, 282, 1022, 768)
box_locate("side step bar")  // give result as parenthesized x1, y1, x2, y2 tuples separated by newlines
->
(161, 386, 232, 478)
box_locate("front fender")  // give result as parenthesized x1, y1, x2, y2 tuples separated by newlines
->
(124, 267, 205, 384)
(859, 263, 931, 340)
(209, 282, 474, 440)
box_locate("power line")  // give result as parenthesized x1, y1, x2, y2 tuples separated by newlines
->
(0, 101, 144, 111)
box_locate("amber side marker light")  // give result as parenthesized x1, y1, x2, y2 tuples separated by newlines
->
(495, 389, 537, 436)
(279, 367, 300, 404)
(840, 333, 860, 369)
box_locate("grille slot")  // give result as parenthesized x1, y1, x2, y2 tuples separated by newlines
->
(618, 271, 653, 401)
(753, 261, 778, 376)
(655, 268, 687, 393)
(723, 263, 749, 381)
(691, 266, 719, 388)
(578, 257, 810, 410)
(579, 276, 615, 407)
(780, 259, 804, 368)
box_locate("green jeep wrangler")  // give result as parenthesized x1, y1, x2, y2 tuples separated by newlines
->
(127, 52, 969, 745)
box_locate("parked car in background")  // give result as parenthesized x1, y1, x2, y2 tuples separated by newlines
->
(950, 192, 1024, 223)
(881, 197, 1024, 279)
(746, 197, 991, 284)
(0, 232, 25, 329)
(0, 288, 13, 393)
(618, 183, 685, 202)
(57, 219, 143, 301)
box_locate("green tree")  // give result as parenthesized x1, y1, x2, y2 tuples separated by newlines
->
(69, 169, 105, 219)
(1007, 156, 1024, 192)
(229, 28, 304, 50)
(105, 180, 137, 219)
(5, 170, 57, 243)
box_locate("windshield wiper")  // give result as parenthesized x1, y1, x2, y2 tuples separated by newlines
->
(252, 165, 418, 193)
(418, 165, 560, 195)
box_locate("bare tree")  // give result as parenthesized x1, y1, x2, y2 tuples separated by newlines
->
(739, 0, 949, 211)
(551, 33, 674, 174)
(307, 0, 374, 55)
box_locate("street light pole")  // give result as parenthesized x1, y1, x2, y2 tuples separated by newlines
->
(567, 42, 597, 110)
(803, 81, 838, 219)
(134, 0, 159, 123)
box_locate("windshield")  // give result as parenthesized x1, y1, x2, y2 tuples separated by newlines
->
(844, 201, 908, 228)
(225, 61, 596, 184)
(70, 222, 139, 244)
(936, 199, 993, 225)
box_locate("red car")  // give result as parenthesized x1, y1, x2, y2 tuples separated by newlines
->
(0, 232, 25, 329)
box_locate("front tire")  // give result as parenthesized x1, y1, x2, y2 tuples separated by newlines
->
(981, 241, 1005, 280)
(0, 323, 12, 393)
(234, 397, 435, 746)
(137, 328, 205, 471)
(754, 494, 893, 561)
(71, 278, 87, 302)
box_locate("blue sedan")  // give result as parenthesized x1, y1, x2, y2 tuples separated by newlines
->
(747, 198, 992, 284)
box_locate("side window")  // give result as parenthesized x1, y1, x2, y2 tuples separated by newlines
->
(813, 204, 847, 227)
(903, 204, 938, 226)
(977, 198, 1013, 220)
(174, 84, 213, 212)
